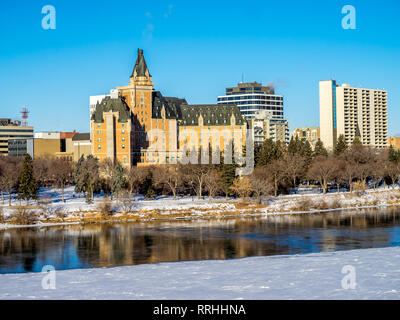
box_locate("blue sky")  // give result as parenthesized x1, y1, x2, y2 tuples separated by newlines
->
(0, 0, 399, 135)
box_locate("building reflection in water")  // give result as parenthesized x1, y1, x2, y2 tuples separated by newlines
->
(1, 208, 400, 273)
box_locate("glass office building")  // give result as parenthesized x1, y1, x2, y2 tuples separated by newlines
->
(0, 118, 34, 155)
(217, 82, 284, 120)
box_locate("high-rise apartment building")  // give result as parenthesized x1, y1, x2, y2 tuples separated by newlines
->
(217, 82, 284, 120)
(319, 80, 388, 149)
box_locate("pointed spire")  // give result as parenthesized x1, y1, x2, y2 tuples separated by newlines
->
(131, 49, 151, 78)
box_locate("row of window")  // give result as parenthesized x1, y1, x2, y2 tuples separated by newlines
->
(0, 129, 34, 133)
(218, 95, 283, 101)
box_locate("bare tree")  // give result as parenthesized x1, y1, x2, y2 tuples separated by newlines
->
(249, 167, 273, 203)
(0, 157, 5, 204)
(49, 158, 73, 202)
(230, 176, 252, 199)
(99, 158, 115, 197)
(33, 157, 52, 187)
(265, 159, 286, 197)
(153, 165, 182, 199)
(81, 156, 100, 201)
(127, 166, 148, 195)
(204, 169, 222, 199)
(307, 156, 337, 194)
(182, 164, 209, 199)
(385, 161, 400, 188)
(0, 157, 21, 206)
(283, 154, 306, 194)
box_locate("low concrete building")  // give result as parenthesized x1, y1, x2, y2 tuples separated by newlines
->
(33, 132, 61, 158)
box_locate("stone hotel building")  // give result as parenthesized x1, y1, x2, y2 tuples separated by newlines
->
(90, 49, 247, 167)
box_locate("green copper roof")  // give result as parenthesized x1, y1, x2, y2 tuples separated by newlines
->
(131, 49, 151, 78)
(151, 91, 187, 119)
(91, 96, 131, 123)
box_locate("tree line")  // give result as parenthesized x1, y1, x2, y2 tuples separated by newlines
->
(1, 134, 400, 205)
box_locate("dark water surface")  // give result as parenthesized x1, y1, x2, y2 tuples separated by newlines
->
(1, 208, 400, 273)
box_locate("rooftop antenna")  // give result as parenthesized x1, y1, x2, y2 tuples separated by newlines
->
(21, 106, 29, 127)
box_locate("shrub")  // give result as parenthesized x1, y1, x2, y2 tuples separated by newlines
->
(54, 207, 66, 221)
(11, 207, 39, 225)
(37, 196, 52, 219)
(329, 197, 342, 209)
(315, 200, 329, 210)
(0, 207, 5, 223)
(97, 198, 113, 217)
(291, 198, 312, 212)
(119, 192, 135, 213)
(352, 181, 367, 196)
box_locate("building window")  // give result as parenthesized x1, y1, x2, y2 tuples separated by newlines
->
(98, 145, 101, 150)
(122, 137, 125, 142)
(122, 144, 125, 149)
(97, 138, 101, 142)
(122, 129, 125, 134)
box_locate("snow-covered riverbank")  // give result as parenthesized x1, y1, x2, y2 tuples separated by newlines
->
(1, 246, 400, 299)
(1, 186, 400, 230)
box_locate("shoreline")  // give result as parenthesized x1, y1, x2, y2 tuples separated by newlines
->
(1, 200, 399, 231)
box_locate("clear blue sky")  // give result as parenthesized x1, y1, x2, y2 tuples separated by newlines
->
(0, 0, 399, 135)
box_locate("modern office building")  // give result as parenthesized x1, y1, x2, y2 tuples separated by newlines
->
(0, 119, 34, 155)
(251, 110, 289, 146)
(291, 127, 320, 149)
(319, 80, 388, 149)
(8, 139, 34, 157)
(217, 82, 284, 120)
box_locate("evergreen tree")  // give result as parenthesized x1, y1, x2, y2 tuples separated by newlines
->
(17, 154, 38, 204)
(254, 145, 262, 166)
(388, 145, 400, 163)
(300, 140, 313, 168)
(352, 136, 362, 145)
(74, 155, 86, 196)
(257, 138, 280, 166)
(288, 136, 301, 155)
(334, 134, 347, 156)
(313, 139, 328, 158)
(111, 162, 126, 199)
(143, 174, 155, 199)
(220, 152, 236, 199)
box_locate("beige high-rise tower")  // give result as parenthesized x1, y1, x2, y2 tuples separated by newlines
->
(319, 80, 388, 150)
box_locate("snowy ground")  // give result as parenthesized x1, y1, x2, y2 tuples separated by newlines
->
(1, 246, 400, 299)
